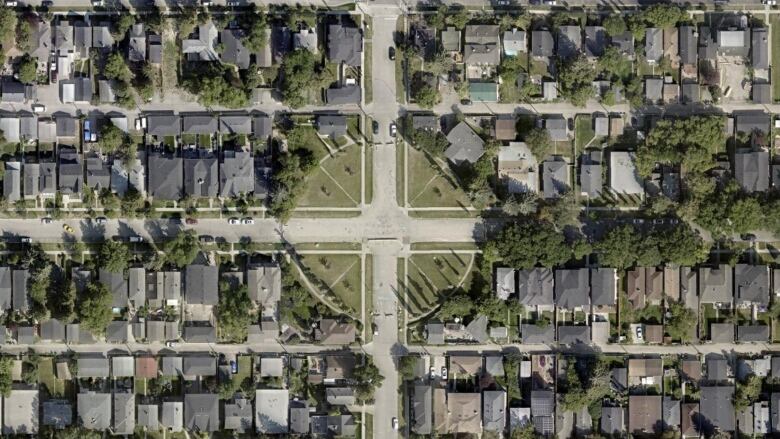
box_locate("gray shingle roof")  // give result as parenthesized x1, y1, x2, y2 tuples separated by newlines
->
(584, 26, 606, 57)
(679, 26, 697, 65)
(219, 150, 254, 197)
(0, 267, 10, 311)
(557, 25, 582, 60)
(591, 267, 617, 306)
(113, 393, 135, 435)
(100, 269, 128, 308)
(542, 157, 569, 199)
(219, 115, 253, 135)
(184, 394, 219, 432)
(182, 115, 217, 134)
(517, 268, 554, 306)
(58, 147, 82, 195)
(184, 265, 218, 305)
(531, 30, 553, 57)
(77, 357, 109, 377)
(328, 23, 362, 66)
(445, 122, 485, 165)
(221, 29, 251, 69)
(184, 154, 218, 197)
(558, 325, 591, 344)
(317, 115, 347, 138)
(326, 85, 362, 104)
(734, 264, 769, 306)
(699, 265, 733, 304)
(645, 28, 663, 61)
(128, 23, 146, 62)
(752, 28, 769, 69)
(483, 390, 507, 432)
(700, 386, 735, 433)
(147, 114, 181, 137)
(147, 152, 183, 200)
(737, 325, 769, 342)
(78, 393, 110, 430)
(554, 268, 589, 309)
(182, 356, 217, 376)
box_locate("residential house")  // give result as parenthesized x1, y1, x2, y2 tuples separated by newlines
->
(531, 30, 554, 58)
(464, 25, 501, 66)
(700, 386, 735, 434)
(753, 82, 771, 103)
(591, 267, 617, 309)
(629, 395, 663, 435)
(445, 122, 485, 165)
(495, 268, 515, 300)
(542, 156, 569, 199)
(446, 393, 482, 434)
(128, 23, 147, 62)
(183, 150, 218, 198)
(147, 113, 181, 138)
(626, 267, 663, 310)
(557, 25, 582, 60)
(544, 115, 568, 141)
(255, 389, 289, 434)
(85, 153, 110, 191)
(182, 22, 219, 61)
(317, 115, 347, 138)
(148, 34, 163, 63)
(609, 151, 644, 195)
(42, 400, 72, 429)
(147, 152, 183, 200)
(2, 389, 39, 434)
(293, 27, 318, 53)
(516, 268, 554, 309)
(314, 319, 356, 344)
(580, 150, 602, 197)
(494, 114, 516, 140)
(221, 29, 251, 69)
(184, 264, 218, 305)
(224, 397, 253, 432)
(679, 25, 697, 66)
(601, 406, 625, 435)
(219, 150, 255, 198)
(58, 147, 82, 198)
(328, 22, 362, 67)
(531, 390, 555, 435)
(184, 394, 219, 432)
(734, 149, 769, 192)
(717, 29, 749, 57)
(113, 393, 135, 435)
(326, 85, 361, 104)
(3, 162, 20, 202)
(646, 28, 663, 63)
(442, 27, 461, 54)
(699, 265, 733, 305)
(77, 393, 111, 430)
(752, 28, 769, 69)
(645, 77, 663, 103)
(612, 32, 635, 57)
(60, 77, 92, 103)
(498, 142, 538, 194)
(92, 22, 114, 50)
(503, 29, 526, 56)
(412, 385, 432, 435)
(484, 390, 507, 432)
(554, 268, 589, 309)
(734, 264, 769, 308)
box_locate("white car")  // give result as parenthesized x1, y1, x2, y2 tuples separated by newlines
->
(228, 217, 240, 225)
(32, 104, 45, 113)
(241, 218, 255, 225)
(41, 217, 52, 224)
(4, 1, 17, 6)
(94, 217, 108, 225)
(91, 0, 104, 6)
(441, 366, 448, 380)
(636, 326, 643, 340)
(429, 366, 436, 379)
(392, 418, 399, 431)
(389, 122, 397, 137)
(166, 341, 179, 348)
(129, 236, 144, 243)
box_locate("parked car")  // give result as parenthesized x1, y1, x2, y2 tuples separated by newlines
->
(441, 367, 448, 380)
(372, 120, 379, 135)
(62, 224, 74, 233)
(460, 98, 472, 106)
(20, 237, 31, 244)
(241, 217, 255, 225)
(388, 47, 396, 60)
(230, 361, 238, 373)
(129, 236, 144, 243)
(228, 217, 240, 225)
(429, 366, 436, 379)
(635, 325, 643, 340)
(199, 235, 214, 243)
(372, 323, 379, 336)
(392, 418, 399, 430)
(94, 217, 108, 225)
(389, 122, 397, 137)
(91, 0, 104, 6)
(166, 341, 179, 348)
(41, 217, 52, 224)
(741, 233, 757, 242)
(4, 1, 17, 6)
(185, 217, 198, 225)
(32, 104, 45, 113)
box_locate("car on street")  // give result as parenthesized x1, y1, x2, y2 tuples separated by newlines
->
(185, 218, 198, 225)
(389, 122, 397, 137)
(94, 217, 108, 225)
(166, 341, 179, 348)
(32, 104, 45, 113)
(392, 418, 399, 430)
(129, 236, 144, 243)
(41, 217, 52, 224)
(372, 120, 379, 135)
(372, 323, 379, 336)
(62, 224, 74, 233)
(493, 0, 510, 5)
(441, 367, 448, 380)
(388, 47, 396, 60)
(230, 361, 238, 373)
(429, 366, 436, 379)
(41, 0, 53, 5)
(91, 0, 104, 6)
(241, 218, 255, 225)
(741, 233, 757, 242)
(460, 98, 472, 106)
(4, 1, 17, 6)
(20, 237, 31, 244)
(199, 235, 214, 243)
(228, 217, 240, 225)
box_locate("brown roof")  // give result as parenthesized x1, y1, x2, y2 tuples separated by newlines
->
(628, 358, 663, 378)
(314, 319, 356, 345)
(627, 268, 664, 310)
(645, 325, 663, 344)
(135, 357, 158, 379)
(449, 356, 482, 376)
(681, 360, 702, 382)
(610, 117, 624, 138)
(325, 355, 356, 380)
(681, 402, 700, 437)
(629, 395, 663, 434)
(446, 393, 482, 434)
(494, 116, 517, 141)
(664, 267, 680, 301)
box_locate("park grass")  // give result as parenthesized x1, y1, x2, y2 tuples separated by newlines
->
(407, 147, 472, 208)
(364, 43, 373, 104)
(405, 253, 475, 317)
(298, 144, 362, 208)
(574, 114, 595, 152)
(298, 254, 362, 315)
(773, 17, 780, 100)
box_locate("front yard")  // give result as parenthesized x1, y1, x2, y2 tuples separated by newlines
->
(406, 146, 472, 209)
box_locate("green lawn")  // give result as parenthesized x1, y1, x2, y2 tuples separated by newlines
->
(298, 254, 362, 315)
(297, 143, 362, 208)
(407, 147, 472, 208)
(230, 356, 252, 387)
(395, 17, 406, 103)
(405, 253, 475, 317)
(364, 43, 373, 104)
(135, 377, 148, 395)
(397, 143, 406, 206)
(574, 115, 596, 151)
(38, 357, 72, 398)
(289, 125, 332, 162)
(772, 17, 780, 100)
(365, 145, 373, 204)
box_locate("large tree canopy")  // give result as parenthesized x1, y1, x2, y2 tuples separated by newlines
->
(79, 283, 113, 336)
(636, 116, 724, 177)
(486, 221, 572, 269)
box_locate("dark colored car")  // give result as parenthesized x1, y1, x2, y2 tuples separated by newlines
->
(372, 120, 379, 135)
(388, 47, 396, 60)
(199, 235, 214, 244)
(185, 217, 198, 225)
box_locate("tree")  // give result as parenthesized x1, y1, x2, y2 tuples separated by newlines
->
(16, 18, 31, 51)
(99, 122, 126, 153)
(487, 221, 572, 269)
(512, 423, 543, 439)
(657, 224, 709, 266)
(17, 54, 37, 84)
(413, 130, 448, 157)
(502, 193, 537, 217)
(98, 240, 129, 273)
(427, 6, 448, 30)
(626, 14, 647, 40)
(103, 52, 133, 83)
(120, 188, 145, 217)
(734, 374, 762, 411)
(114, 14, 135, 38)
(413, 84, 439, 108)
(557, 54, 596, 106)
(665, 300, 696, 342)
(79, 283, 113, 336)
(538, 192, 580, 229)
(636, 116, 724, 177)
(446, 8, 469, 30)
(279, 49, 318, 108)
(438, 292, 474, 320)
(597, 46, 633, 81)
(242, 13, 268, 52)
(0, 357, 11, 397)
(216, 284, 253, 343)
(0, 7, 17, 46)
(188, 72, 249, 108)
(29, 264, 51, 321)
(642, 3, 686, 28)
(162, 230, 201, 267)
(602, 15, 626, 36)
(595, 225, 641, 269)
(353, 355, 384, 402)
(524, 127, 552, 160)
(398, 356, 417, 381)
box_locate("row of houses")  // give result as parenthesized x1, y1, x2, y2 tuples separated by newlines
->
(410, 353, 780, 437)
